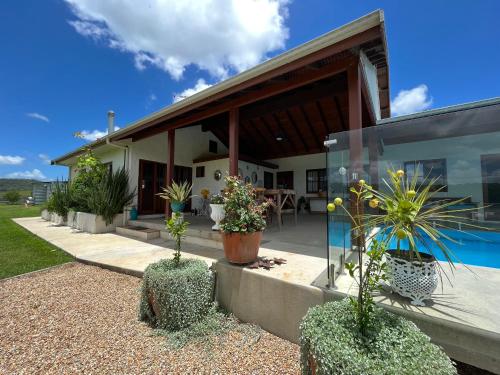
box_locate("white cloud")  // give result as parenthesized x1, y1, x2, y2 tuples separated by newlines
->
(6, 169, 47, 180)
(65, 0, 289, 80)
(391, 84, 433, 116)
(38, 153, 51, 165)
(78, 126, 120, 141)
(0, 155, 25, 165)
(26, 112, 50, 123)
(173, 79, 212, 103)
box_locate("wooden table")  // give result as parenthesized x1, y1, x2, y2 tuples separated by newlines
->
(263, 189, 297, 230)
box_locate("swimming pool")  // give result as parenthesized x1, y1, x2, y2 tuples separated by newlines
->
(328, 220, 500, 269)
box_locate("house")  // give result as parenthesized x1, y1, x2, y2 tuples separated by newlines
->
(52, 8, 500, 261)
(52, 10, 389, 218)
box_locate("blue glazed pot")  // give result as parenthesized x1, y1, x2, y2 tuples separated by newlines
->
(171, 201, 185, 213)
(130, 207, 138, 220)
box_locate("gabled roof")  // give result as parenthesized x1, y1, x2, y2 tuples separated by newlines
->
(53, 10, 388, 164)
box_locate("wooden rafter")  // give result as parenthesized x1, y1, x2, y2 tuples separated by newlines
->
(284, 109, 309, 153)
(315, 101, 331, 134)
(299, 105, 322, 149)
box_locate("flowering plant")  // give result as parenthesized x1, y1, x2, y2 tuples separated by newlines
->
(220, 176, 271, 233)
(210, 194, 224, 205)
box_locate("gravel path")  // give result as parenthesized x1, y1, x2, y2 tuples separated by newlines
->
(0, 263, 300, 374)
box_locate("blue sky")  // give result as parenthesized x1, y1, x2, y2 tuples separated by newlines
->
(0, 0, 499, 180)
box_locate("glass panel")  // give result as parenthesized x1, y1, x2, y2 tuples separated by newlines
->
(326, 104, 500, 282)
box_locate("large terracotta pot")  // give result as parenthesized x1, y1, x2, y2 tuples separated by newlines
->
(221, 231, 262, 264)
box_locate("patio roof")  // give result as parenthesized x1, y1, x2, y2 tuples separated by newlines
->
(53, 10, 389, 164)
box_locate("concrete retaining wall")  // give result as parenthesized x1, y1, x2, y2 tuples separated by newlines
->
(215, 260, 500, 374)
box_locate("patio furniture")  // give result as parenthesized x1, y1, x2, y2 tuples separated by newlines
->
(264, 189, 297, 230)
(199, 197, 210, 216)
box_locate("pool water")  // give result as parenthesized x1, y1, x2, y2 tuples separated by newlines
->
(328, 220, 500, 269)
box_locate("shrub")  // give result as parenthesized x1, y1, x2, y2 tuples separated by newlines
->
(46, 182, 72, 217)
(71, 147, 107, 212)
(139, 258, 213, 331)
(300, 299, 456, 375)
(220, 175, 270, 233)
(86, 167, 135, 224)
(3, 190, 21, 204)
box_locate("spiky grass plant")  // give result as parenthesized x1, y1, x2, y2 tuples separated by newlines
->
(157, 180, 192, 203)
(363, 169, 485, 267)
(87, 167, 135, 224)
(47, 181, 72, 217)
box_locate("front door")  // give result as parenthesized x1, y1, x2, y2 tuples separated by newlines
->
(138, 159, 167, 215)
(481, 154, 500, 221)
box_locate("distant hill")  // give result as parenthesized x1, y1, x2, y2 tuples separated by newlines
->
(0, 179, 38, 192)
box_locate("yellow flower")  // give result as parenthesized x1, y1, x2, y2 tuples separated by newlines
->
(396, 229, 407, 240)
(358, 179, 366, 186)
(396, 170, 405, 178)
(334, 197, 343, 206)
(407, 189, 416, 198)
(369, 199, 379, 208)
(327, 203, 336, 212)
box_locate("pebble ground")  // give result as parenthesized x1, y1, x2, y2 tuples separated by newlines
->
(0, 263, 300, 374)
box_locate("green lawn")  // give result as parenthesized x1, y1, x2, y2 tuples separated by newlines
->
(0, 205, 73, 279)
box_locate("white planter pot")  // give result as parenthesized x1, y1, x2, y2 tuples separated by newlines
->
(75, 212, 123, 234)
(210, 204, 225, 231)
(385, 251, 438, 306)
(67, 210, 77, 228)
(50, 213, 66, 226)
(41, 209, 51, 221)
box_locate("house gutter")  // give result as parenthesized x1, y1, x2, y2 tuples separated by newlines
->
(105, 111, 132, 226)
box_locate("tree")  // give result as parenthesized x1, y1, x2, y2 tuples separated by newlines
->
(3, 190, 21, 204)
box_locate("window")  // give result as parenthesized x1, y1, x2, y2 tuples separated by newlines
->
(403, 159, 447, 191)
(264, 171, 274, 189)
(306, 169, 327, 194)
(103, 162, 112, 176)
(209, 140, 218, 153)
(195, 166, 205, 178)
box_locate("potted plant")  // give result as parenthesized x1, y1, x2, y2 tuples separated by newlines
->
(209, 194, 225, 230)
(358, 169, 482, 306)
(158, 181, 193, 214)
(299, 181, 455, 375)
(220, 176, 270, 264)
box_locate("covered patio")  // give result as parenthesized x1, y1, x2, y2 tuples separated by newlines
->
(110, 11, 389, 223)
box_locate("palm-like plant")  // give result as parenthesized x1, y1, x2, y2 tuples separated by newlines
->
(87, 168, 135, 225)
(364, 169, 484, 267)
(157, 181, 192, 203)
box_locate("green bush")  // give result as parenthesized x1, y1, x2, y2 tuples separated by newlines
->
(46, 182, 72, 217)
(300, 299, 456, 375)
(86, 167, 135, 224)
(71, 148, 107, 212)
(3, 190, 21, 204)
(139, 258, 214, 331)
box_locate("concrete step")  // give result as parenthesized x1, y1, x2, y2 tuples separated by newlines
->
(160, 231, 223, 250)
(129, 219, 165, 231)
(116, 226, 160, 241)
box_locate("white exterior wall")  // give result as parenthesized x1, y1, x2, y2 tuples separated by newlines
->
(268, 153, 326, 200)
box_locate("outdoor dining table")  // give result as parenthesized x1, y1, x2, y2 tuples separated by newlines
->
(261, 189, 297, 230)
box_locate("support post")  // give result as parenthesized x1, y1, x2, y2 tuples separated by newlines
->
(229, 108, 239, 176)
(165, 129, 175, 218)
